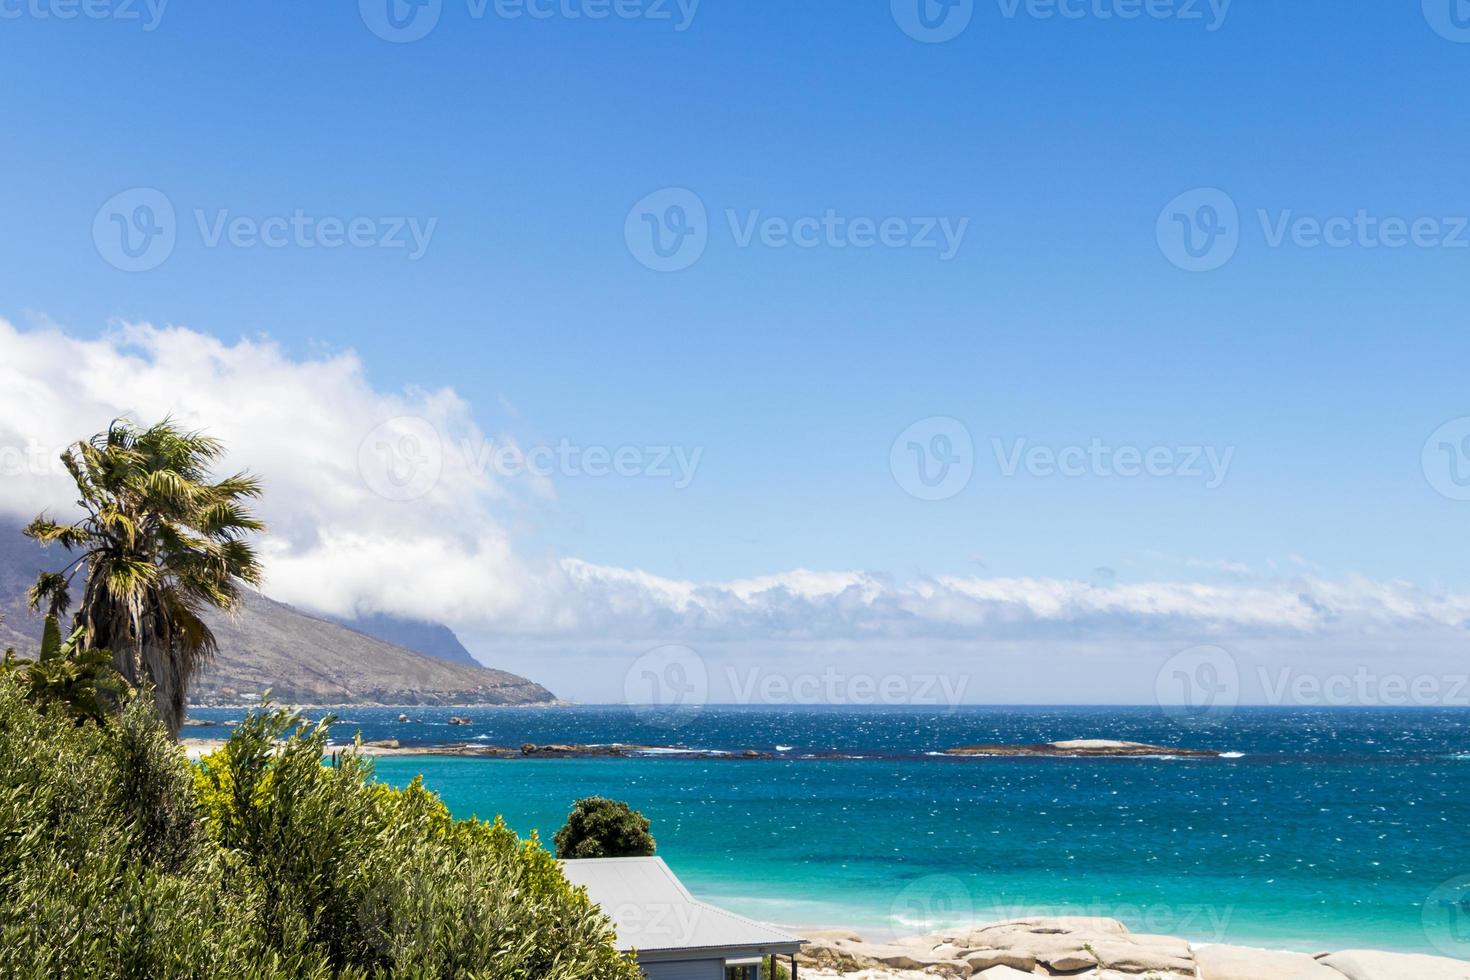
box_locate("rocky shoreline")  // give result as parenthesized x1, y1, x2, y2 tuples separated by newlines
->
(180, 735, 1229, 762)
(944, 740, 1223, 759)
(796, 917, 1469, 979)
(180, 738, 775, 760)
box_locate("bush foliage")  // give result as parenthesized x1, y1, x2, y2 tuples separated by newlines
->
(553, 797, 656, 860)
(0, 676, 639, 980)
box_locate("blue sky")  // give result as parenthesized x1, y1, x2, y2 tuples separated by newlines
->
(4, 2, 1470, 701)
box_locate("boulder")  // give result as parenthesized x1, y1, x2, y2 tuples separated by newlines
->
(1316, 949, 1470, 979)
(1196, 944, 1343, 979)
(954, 917, 1149, 972)
(964, 949, 1038, 973)
(1090, 935, 1196, 974)
(795, 935, 884, 973)
(802, 928, 865, 944)
(975, 967, 1035, 980)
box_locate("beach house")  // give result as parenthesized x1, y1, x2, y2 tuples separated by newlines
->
(560, 856, 805, 980)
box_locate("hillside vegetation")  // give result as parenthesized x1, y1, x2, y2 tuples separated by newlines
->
(0, 675, 636, 980)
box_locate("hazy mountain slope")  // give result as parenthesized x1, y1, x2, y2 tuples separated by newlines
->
(328, 612, 481, 668)
(193, 592, 554, 705)
(0, 524, 554, 705)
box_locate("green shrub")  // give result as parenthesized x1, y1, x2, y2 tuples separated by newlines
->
(0, 676, 639, 980)
(194, 706, 639, 979)
(0, 675, 290, 979)
(553, 797, 656, 860)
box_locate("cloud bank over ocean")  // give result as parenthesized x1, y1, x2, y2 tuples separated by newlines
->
(4, 319, 1467, 701)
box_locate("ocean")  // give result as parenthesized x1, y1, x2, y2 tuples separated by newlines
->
(184, 705, 1470, 958)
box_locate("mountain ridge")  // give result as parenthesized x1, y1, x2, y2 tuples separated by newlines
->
(0, 524, 555, 707)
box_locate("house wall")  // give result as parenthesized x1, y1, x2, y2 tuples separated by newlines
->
(637, 957, 725, 980)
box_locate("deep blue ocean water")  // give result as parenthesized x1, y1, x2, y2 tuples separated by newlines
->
(185, 705, 1470, 958)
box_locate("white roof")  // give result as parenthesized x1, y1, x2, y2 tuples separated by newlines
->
(561, 857, 804, 957)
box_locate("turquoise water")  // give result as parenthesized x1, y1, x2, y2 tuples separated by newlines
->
(188, 705, 1470, 957)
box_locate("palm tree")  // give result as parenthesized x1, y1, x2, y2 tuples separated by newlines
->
(1, 613, 127, 725)
(25, 418, 264, 735)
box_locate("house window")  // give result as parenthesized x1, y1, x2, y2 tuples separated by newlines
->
(725, 965, 760, 980)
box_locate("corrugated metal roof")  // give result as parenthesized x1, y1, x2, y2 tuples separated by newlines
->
(561, 857, 805, 956)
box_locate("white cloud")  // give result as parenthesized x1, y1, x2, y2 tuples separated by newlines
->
(5, 318, 1470, 688)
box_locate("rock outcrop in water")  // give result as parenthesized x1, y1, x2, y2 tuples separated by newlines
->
(945, 739, 1222, 758)
(797, 918, 1470, 979)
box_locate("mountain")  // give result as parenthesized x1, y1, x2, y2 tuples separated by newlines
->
(0, 524, 555, 706)
(327, 613, 481, 668)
